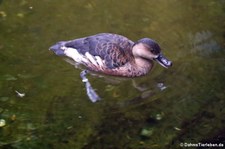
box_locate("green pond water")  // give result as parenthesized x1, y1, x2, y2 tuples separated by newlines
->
(0, 0, 225, 148)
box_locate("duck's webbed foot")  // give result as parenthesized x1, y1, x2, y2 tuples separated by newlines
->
(80, 70, 101, 102)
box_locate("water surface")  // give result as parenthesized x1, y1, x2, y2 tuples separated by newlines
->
(0, 0, 225, 148)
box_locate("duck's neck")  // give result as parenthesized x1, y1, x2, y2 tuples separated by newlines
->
(129, 43, 155, 76)
(134, 57, 153, 74)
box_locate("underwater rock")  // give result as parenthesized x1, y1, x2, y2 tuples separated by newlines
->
(0, 119, 6, 127)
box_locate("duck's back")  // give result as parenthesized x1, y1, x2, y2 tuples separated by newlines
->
(64, 33, 134, 69)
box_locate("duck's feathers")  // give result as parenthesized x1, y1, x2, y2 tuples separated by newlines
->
(65, 33, 134, 69)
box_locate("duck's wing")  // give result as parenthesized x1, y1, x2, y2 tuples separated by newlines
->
(65, 33, 134, 69)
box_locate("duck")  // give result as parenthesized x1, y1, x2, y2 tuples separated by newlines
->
(49, 33, 172, 77)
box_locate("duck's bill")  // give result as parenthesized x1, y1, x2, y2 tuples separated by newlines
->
(155, 53, 172, 68)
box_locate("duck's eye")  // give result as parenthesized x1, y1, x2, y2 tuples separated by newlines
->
(150, 49, 158, 55)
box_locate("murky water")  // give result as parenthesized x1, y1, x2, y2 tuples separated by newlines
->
(0, 0, 225, 148)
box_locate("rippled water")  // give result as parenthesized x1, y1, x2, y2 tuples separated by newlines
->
(0, 0, 225, 148)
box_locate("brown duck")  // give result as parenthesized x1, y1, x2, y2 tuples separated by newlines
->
(49, 33, 172, 77)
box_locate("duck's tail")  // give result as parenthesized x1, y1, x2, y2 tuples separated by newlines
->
(49, 41, 67, 56)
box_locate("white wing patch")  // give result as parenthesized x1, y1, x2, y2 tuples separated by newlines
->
(85, 52, 98, 66)
(85, 52, 105, 67)
(63, 47, 105, 68)
(63, 47, 88, 63)
(95, 56, 104, 67)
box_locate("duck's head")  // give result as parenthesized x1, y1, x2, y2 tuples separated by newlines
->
(132, 38, 172, 68)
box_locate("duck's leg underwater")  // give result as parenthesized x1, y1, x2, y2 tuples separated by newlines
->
(80, 70, 101, 102)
